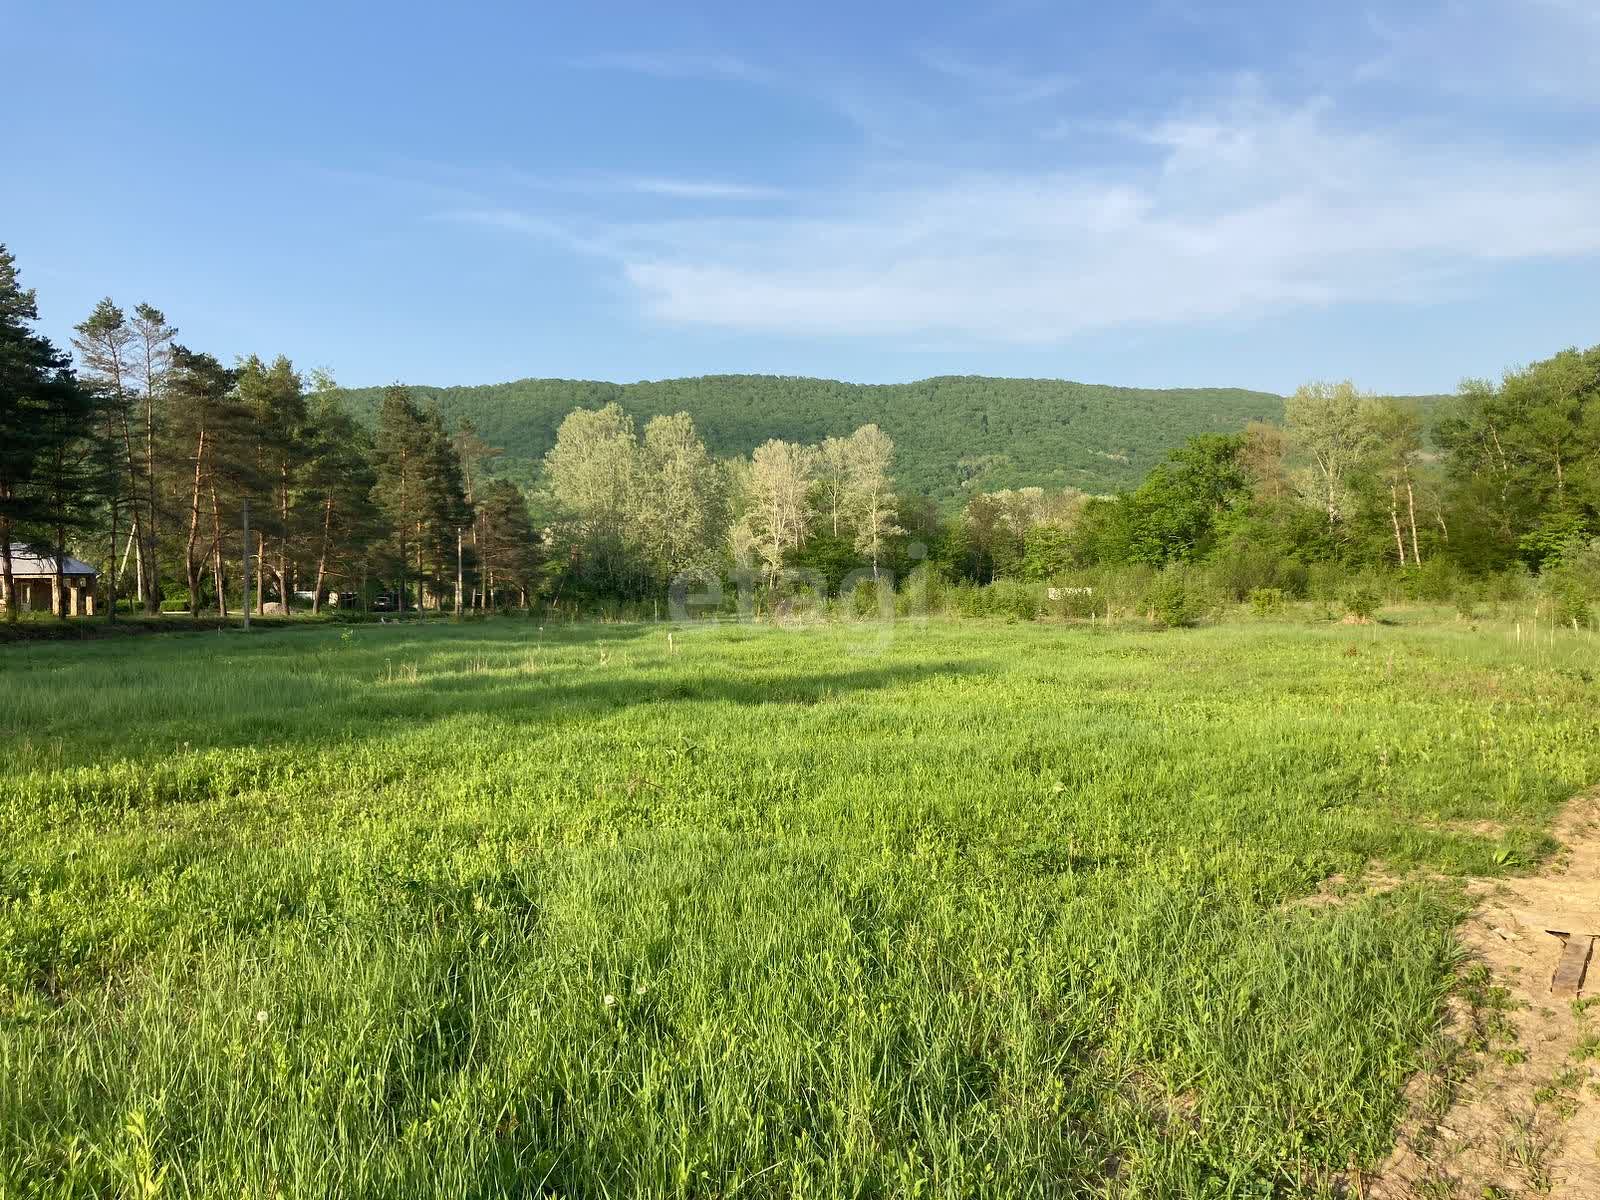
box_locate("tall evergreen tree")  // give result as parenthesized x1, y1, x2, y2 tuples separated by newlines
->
(0, 245, 98, 618)
(164, 348, 245, 614)
(301, 381, 382, 612)
(73, 299, 142, 613)
(237, 354, 308, 609)
(371, 386, 434, 611)
(129, 303, 176, 610)
(476, 479, 540, 607)
(0, 245, 53, 619)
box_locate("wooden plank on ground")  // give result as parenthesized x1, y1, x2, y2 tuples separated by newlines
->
(1550, 933, 1594, 998)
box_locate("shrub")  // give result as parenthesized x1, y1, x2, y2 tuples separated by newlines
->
(1408, 557, 1463, 604)
(1208, 546, 1308, 602)
(893, 564, 945, 618)
(1042, 578, 1100, 619)
(1549, 576, 1595, 630)
(1486, 569, 1532, 603)
(848, 578, 883, 619)
(1343, 586, 1381, 622)
(1248, 587, 1286, 616)
(1149, 570, 1206, 628)
(987, 579, 1041, 622)
(948, 582, 987, 618)
(1305, 561, 1349, 602)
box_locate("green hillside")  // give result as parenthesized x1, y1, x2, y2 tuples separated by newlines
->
(332, 374, 1441, 500)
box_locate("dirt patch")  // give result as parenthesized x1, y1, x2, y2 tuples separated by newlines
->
(1289, 866, 1411, 910)
(1371, 792, 1600, 1198)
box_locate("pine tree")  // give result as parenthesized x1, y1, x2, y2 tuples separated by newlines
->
(0, 245, 53, 619)
(371, 386, 433, 611)
(301, 377, 382, 612)
(164, 349, 245, 614)
(73, 299, 141, 614)
(129, 303, 176, 610)
(237, 354, 308, 610)
(0, 245, 98, 619)
(476, 479, 540, 607)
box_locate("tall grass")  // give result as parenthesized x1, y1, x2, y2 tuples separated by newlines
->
(2, 618, 1597, 1196)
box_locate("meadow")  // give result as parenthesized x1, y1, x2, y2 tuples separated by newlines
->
(2, 614, 1598, 1197)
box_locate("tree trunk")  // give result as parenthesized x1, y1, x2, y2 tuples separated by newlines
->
(52, 523, 66, 619)
(279, 459, 291, 613)
(455, 527, 463, 616)
(145, 391, 159, 612)
(213, 540, 227, 618)
(210, 483, 227, 618)
(415, 528, 425, 614)
(1390, 485, 1407, 566)
(185, 429, 206, 614)
(311, 495, 334, 615)
(106, 496, 119, 623)
(396, 531, 408, 613)
(131, 522, 145, 606)
(115, 402, 145, 608)
(0, 515, 15, 622)
(1404, 474, 1421, 566)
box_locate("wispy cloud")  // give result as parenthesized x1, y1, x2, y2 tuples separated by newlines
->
(438, 4, 1600, 345)
(570, 51, 772, 85)
(604, 84, 1600, 341)
(437, 209, 616, 258)
(621, 177, 779, 200)
(916, 50, 1072, 106)
(1356, 0, 1600, 106)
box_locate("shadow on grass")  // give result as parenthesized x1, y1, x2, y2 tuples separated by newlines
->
(9, 641, 993, 816)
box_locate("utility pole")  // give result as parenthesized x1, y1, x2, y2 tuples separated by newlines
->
(455, 527, 463, 617)
(242, 499, 251, 631)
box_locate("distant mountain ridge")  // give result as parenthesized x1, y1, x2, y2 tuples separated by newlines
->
(331, 374, 1446, 502)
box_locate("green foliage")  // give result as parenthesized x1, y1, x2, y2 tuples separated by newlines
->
(1019, 523, 1073, 579)
(333, 375, 1287, 503)
(1249, 587, 1286, 616)
(1343, 586, 1382, 622)
(1148, 568, 1209, 627)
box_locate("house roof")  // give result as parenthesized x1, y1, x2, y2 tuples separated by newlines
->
(7, 543, 97, 577)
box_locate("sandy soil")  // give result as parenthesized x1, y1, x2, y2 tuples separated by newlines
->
(1371, 791, 1600, 1198)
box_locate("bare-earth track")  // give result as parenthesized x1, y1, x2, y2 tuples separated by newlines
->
(1372, 791, 1600, 1198)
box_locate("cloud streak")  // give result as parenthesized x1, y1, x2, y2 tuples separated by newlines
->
(570, 51, 772, 85)
(607, 85, 1600, 341)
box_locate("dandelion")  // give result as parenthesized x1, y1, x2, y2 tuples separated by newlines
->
(634, 982, 647, 995)
(603, 994, 617, 1008)
(255, 1009, 268, 1025)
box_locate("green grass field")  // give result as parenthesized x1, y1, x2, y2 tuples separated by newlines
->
(3, 616, 1598, 1197)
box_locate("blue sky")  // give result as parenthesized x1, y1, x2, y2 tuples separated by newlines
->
(5, 0, 1599, 394)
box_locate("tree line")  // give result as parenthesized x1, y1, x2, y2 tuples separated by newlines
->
(1, 244, 538, 620)
(331, 373, 1296, 501)
(540, 361, 1597, 607)
(3, 236, 1596, 623)
(966, 366, 1598, 594)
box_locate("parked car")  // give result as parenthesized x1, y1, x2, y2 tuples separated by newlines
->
(370, 592, 399, 612)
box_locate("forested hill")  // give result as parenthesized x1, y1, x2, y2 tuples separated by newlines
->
(331, 374, 1409, 500)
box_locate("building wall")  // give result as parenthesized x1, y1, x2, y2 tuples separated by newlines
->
(1, 576, 96, 614)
